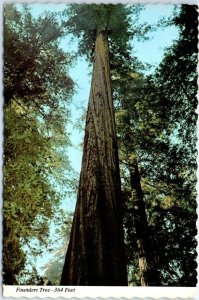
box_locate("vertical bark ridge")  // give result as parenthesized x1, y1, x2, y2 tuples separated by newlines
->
(60, 31, 127, 286)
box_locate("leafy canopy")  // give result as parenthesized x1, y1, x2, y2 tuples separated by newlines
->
(3, 4, 75, 284)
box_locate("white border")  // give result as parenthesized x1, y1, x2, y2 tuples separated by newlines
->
(2, 286, 198, 298)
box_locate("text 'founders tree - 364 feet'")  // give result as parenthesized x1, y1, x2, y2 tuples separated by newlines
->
(60, 4, 129, 286)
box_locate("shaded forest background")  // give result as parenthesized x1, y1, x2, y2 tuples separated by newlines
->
(3, 3, 197, 286)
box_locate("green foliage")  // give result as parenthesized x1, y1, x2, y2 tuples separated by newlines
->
(151, 206, 197, 286)
(155, 5, 197, 156)
(3, 101, 72, 284)
(4, 4, 74, 111)
(3, 4, 75, 284)
(62, 4, 144, 61)
(148, 5, 197, 286)
(115, 4, 197, 286)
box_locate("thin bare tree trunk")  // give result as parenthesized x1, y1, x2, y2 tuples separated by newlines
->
(60, 31, 127, 286)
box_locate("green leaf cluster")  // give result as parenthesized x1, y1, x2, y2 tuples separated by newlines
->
(62, 4, 144, 61)
(4, 4, 74, 112)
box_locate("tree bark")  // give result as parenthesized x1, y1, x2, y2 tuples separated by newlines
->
(60, 31, 127, 286)
(120, 109, 160, 286)
(130, 157, 161, 286)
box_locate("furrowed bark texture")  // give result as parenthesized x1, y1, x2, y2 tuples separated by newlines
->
(60, 32, 127, 286)
(130, 159, 160, 286)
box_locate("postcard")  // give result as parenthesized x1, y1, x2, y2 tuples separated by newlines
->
(2, 0, 198, 299)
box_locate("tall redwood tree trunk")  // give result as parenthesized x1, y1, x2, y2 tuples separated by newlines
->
(60, 31, 127, 286)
